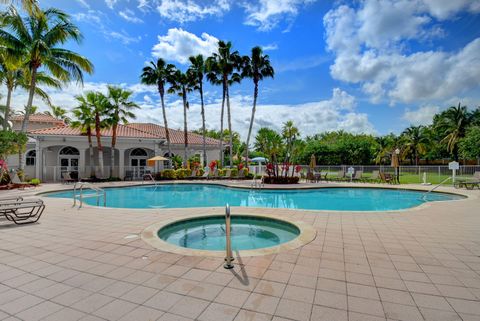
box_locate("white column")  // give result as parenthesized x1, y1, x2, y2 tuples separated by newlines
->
(78, 148, 86, 179)
(35, 139, 41, 180)
(118, 149, 125, 180)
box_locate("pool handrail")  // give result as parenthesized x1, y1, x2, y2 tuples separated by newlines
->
(422, 176, 451, 201)
(224, 204, 234, 269)
(73, 182, 106, 208)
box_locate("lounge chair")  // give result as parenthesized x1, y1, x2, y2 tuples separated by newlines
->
(124, 170, 133, 181)
(207, 169, 219, 180)
(364, 170, 380, 183)
(62, 172, 76, 184)
(222, 169, 232, 179)
(330, 170, 346, 181)
(455, 171, 480, 189)
(187, 169, 198, 179)
(352, 170, 364, 182)
(306, 172, 315, 183)
(0, 198, 45, 224)
(235, 169, 245, 179)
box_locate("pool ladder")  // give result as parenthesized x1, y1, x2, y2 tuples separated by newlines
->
(224, 204, 234, 269)
(73, 182, 106, 208)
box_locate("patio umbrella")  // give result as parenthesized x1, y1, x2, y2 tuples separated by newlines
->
(251, 157, 268, 163)
(309, 154, 316, 170)
(147, 156, 169, 170)
(391, 152, 399, 168)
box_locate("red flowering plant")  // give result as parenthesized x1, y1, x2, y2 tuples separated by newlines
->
(295, 165, 302, 173)
(209, 160, 217, 172)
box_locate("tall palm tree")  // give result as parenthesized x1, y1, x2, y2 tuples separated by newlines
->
(0, 6, 94, 170)
(242, 46, 274, 167)
(168, 69, 193, 167)
(434, 102, 473, 161)
(71, 102, 95, 177)
(105, 86, 139, 177)
(75, 92, 108, 177)
(0, 0, 38, 15)
(45, 105, 70, 124)
(282, 120, 299, 175)
(140, 59, 175, 167)
(401, 125, 429, 165)
(188, 54, 208, 167)
(254, 127, 283, 177)
(0, 54, 61, 129)
(206, 40, 241, 167)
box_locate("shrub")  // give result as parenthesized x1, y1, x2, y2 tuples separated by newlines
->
(231, 168, 238, 177)
(218, 169, 226, 176)
(154, 172, 162, 180)
(262, 176, 299, 184)
(175, 169, 191, 179)
(106, 177, 121, 182)
(198, 168, 205, 176)
(29, 178, 41, 185)
(162, 169, 176, 179)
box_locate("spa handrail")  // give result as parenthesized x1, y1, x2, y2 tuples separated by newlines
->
(224, 204, 234, 269)
(422, 176, 451, 201)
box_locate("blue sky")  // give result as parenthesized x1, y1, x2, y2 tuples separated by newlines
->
(9, 0, 480, 138)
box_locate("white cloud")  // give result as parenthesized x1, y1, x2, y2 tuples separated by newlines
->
(152, 28, 219, 64)
(402, 105, 440, 126)
(156, 0, 231, 23)
(106, 30, 141, 45)
(262, 43, 278, 51)
(422, 0, 480, 20)
(3, 82, 374, 138)
(75, 0, 90, 9)
(276, 55, 329, 72)
(242, 0, 315, 31)
(324, 0, 480, 105)
(119, 9, 144, 23)
(105, 0, 118, 9)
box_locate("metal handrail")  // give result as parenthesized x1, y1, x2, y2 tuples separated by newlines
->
(73, 182, 106, 208)
(143, 173, 158, 187)
(224, 204, 234, 269)
(422, 176, 451, 200)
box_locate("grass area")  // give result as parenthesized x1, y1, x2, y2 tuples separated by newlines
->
(325, 171, 470, 185)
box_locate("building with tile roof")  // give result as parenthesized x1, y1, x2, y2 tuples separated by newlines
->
(7, 115, 223, 181)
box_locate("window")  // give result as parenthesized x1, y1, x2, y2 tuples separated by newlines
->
(59, 146, 80, 155)
(26, 150, 36, 166)
(131, 148, 147, 156)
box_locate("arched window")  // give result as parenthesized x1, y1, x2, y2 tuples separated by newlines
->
(130, 148, 147, 157)
(26, 150, 36, 166)
(164, 152, 174, 158)
(59, 146, 80, 155)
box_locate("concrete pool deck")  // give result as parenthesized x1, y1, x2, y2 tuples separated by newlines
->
(0, 180, 479, 321)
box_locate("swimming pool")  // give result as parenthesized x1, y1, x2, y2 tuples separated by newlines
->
(158, 215, 300, 251)
(45, 184, 464, 211)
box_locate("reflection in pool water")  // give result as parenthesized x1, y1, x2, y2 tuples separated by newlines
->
(46, 184, 464, 211)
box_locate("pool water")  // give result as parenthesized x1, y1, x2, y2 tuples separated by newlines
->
(46, 184, 464, 211)
(158, 216, 300, 251)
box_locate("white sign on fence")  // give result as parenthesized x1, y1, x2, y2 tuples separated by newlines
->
(448, 161, 459, 170)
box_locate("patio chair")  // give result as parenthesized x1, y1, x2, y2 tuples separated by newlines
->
(379, 172, 394, 184)
(366, 170, 380, 183)
(352, 170, 364, 182)
(0, 198, 45, 225)
(223, 169, 232, 179)
(236, 169, 245, 179)
(330, 170, 346, 181)
(199, 170, 209, 179)
(187, 169, 198, 179)
(124, 170, 133, 181)
(62, 172, 76, 184)
(455, 171, 480, 190)
(306, 172, 316, 183)
(207, 169, 219, 180)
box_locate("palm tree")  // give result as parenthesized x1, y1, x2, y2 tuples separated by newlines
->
(434, 103, 473, 161)
(188, 54, 208, 167)
(0, 6, 94, 170)
(206, 41, 242, 167)
(0, 54, 61, 129)
(282, 120, 299, 176)
(71, 102, 95, 177)
(242, 46, 274, 167)
(168, 69, 194, 167)
(0, 0, 39, 15)
(140, 59, 175, 167)
(45, 105, 70, 124)
(105, 86, 139, 178)
(254, 127, 283, 177)
(401, 125, 429, 165)
(75, 92, 108, 177)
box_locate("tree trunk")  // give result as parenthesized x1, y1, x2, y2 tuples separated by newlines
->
(159, 83, 172, 169)
(3, 86, 13, 130)
(87, 128, 94, 177)
(244, 81, 258, 169)
(95, 113, 104, 178)
(226, 84, 233, 168)
(219, 84, 226, 167)
(19, 67, 38, 171)
(182, 86, 188, 168)
(199, 82, 207, 167)
(110, 123, 117, 178)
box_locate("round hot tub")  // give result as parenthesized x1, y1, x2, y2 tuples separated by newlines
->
(158, 215, 300, 251)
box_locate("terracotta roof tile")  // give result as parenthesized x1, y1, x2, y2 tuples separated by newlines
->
(10, 113, 65, 124)
(126, 123, 221, 145)
(29, 124, 159, 139)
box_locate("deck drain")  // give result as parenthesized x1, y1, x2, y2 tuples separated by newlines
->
(142, 256, 149, 260)
(124, 234, 139, 239)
